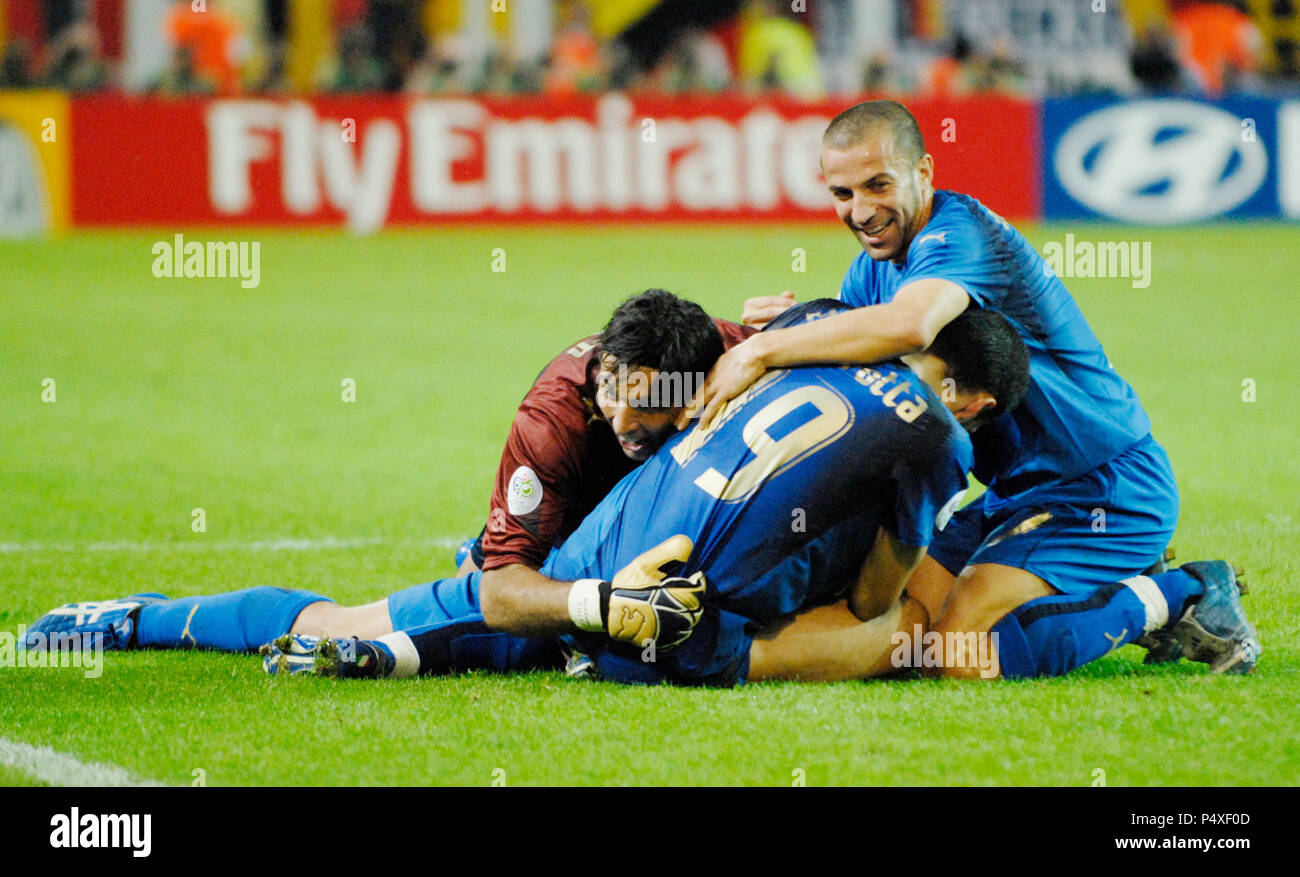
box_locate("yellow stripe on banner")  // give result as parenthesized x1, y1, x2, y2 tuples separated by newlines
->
(288, 0, 333, 92)
(0, 90, 71, 236)
(587, 0, 661, 40)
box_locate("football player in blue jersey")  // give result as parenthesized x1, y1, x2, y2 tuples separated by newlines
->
(688, 100, 1259, 678)
(260, 301, 1031, 686)
(21, 300, 1029, 688)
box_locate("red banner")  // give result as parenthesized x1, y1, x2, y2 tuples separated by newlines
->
(70, 94, 1038, 230)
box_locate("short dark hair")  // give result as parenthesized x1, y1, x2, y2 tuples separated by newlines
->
(598, 289, 724, 381)
(927, 308, 1030, 425)
(823, 100, 926, 164)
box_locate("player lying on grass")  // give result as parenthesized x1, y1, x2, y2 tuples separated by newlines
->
(266, 300, 1032, 685)
(24, 301, 1028, 685)
(687, 99, 1260, 677)
(22, 289, 749, 659)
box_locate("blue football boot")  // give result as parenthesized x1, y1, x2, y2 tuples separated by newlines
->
(259, 633, 322, 675)
(1167, 561, 1259, 675)
(22, 593, 169, 652)
(454, 536, 477, 569)
(261, 633, 395, 679)
(563, 647, 597, 680)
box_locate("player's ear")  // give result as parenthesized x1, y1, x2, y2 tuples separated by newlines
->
(917, 153, 934, 188)
(955, 392, 996, 427)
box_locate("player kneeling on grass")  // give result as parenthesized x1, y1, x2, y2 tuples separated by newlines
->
(691, 99, 1259, 677)
(21, 290, 744, 666)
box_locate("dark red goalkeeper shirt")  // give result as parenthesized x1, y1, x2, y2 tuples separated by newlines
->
(480, 319, 754, 571)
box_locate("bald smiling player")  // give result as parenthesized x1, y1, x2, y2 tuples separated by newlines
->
(688, 100, 1259, 678)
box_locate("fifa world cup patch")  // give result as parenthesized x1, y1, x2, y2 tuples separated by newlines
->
(507, 466, 543, 515)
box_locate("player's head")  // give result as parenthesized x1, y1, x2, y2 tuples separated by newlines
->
(904, 308, 1030, 431)
(596, 289, 725, 460)
(821, 100, 934, 264)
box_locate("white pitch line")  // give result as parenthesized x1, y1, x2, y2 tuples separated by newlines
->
(0, 737, 167, 787)
(0, 537, 466, 554)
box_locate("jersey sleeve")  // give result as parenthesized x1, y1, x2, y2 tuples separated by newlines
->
(898, 215, 1000, 309)
(886, 426, 974, 548)
(479, 405, 584, 571)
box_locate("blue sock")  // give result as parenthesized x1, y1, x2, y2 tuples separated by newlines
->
(135, 588, 330, 652)
(992, 570, 1203, 678)
(1148, 569, 1204, 621)
(386, 572, 483, 630)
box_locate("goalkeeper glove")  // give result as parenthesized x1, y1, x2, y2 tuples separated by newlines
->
(568, 572, 707, 651)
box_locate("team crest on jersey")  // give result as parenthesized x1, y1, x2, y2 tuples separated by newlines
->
(507, 466, 543, 515)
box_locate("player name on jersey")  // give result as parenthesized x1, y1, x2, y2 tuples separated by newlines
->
(854, 366, 929, 423)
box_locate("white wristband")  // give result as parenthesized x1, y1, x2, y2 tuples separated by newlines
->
(568, 579, 606, 632)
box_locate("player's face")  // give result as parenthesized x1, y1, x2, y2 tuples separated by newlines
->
(822, 132, 934, 264)
(904, 352, 996, 431)
(595, 357, 682, 461)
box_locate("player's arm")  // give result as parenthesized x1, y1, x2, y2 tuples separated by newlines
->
(847, 527, 926, 622)
(685, 278, 970, 429)
(479, 563, 707, 649)
(478, 408, 579, 573)
(479, 564, 573, 636)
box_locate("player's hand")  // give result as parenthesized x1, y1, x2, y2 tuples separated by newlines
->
(677, 337, 768, 431)
(607, 572, 707, 651)
(569, 573, 707, 651)
(742, 291, 796, 328)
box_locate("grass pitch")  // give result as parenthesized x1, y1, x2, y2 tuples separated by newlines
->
(1, 223, 1297, 786)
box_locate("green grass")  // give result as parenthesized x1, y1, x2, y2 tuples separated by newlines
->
(1, 224, 1297, 786)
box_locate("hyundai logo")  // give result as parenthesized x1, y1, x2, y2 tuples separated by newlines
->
(1054, 100, 1267, 223)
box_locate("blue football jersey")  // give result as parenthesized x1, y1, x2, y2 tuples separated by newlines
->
(838, 189, 1152, 509)
(542, 361, 972, 629)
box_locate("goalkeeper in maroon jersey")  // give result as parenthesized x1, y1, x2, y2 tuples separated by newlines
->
(457, 289, 753, 577)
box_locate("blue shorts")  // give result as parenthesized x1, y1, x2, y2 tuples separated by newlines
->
(927, 436, 1178, 595)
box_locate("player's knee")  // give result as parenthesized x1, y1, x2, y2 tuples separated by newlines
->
(936, 565, 1055, 632)
(930, 604, 1002, 681)
(291, 601, 386, 638)
(291, 600, 341, 635)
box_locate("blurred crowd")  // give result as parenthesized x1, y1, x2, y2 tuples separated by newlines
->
(0, 0, 1295, 99)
